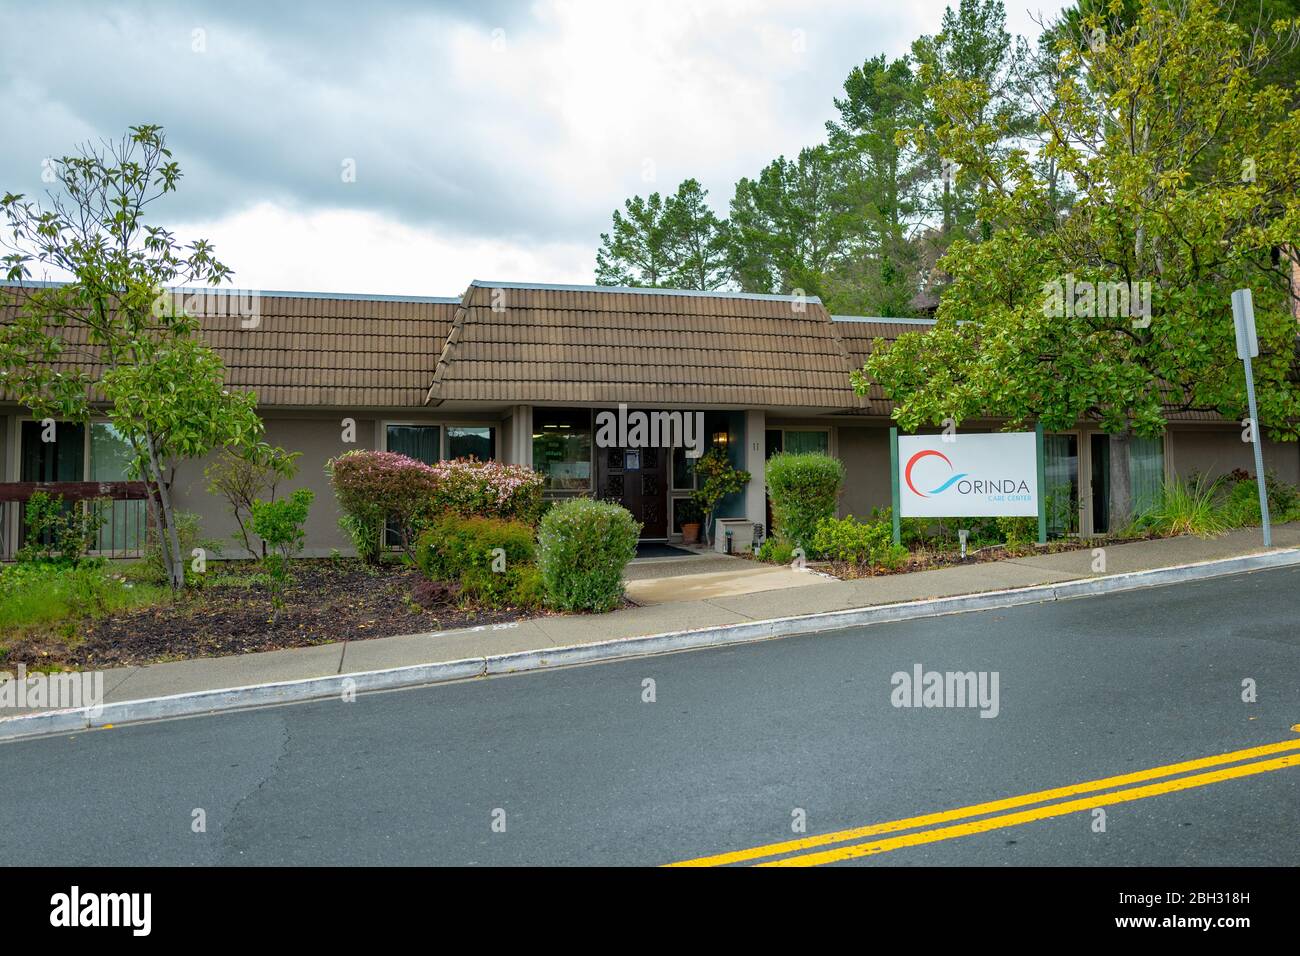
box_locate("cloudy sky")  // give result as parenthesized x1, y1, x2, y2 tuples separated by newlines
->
(0, 0, 1065, 297)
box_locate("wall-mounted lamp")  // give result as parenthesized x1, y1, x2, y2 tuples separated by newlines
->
(712, 431, 729, 447)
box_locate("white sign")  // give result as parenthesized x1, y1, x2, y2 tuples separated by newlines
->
(898, 433, 1039, 518)
(1231, 288, 1258, 360)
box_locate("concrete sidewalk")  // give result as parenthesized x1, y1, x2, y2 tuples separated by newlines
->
(5, 523, 1298, 722)
(66, 523, 1300, 706)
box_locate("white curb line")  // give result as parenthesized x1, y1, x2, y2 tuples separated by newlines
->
(3, 547, 1297, 741)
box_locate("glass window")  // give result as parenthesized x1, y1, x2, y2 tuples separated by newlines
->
(532, 408, 592, 491)
(1044, 434, 1080, 535)
(91, 422, 145, 552)
(784, 430, 829, 455)
(20, 420, 85, 482)
(386, 424, 440, 465)
(672, 447, 696, 490)
(1129, 435, 1165, 517)
(447, 425, 496, 461)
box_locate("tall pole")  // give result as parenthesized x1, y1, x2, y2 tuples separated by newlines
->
(1241, 351, 1271, 548)
(890, 426, 901, 547)
(1232, 289, 1271, 548)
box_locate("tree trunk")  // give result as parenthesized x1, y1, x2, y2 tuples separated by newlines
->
(1108, 431, 1133, 533)
(145, 432, 185, 589)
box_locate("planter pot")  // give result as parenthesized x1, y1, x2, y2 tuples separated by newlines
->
(681, 523, 701, 545)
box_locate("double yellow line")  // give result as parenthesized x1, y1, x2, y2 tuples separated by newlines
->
(668, 728, 1300, 867)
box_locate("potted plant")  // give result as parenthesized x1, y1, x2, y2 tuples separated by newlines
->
(675, 498, 704, 545)
(691, 447, 752, 546)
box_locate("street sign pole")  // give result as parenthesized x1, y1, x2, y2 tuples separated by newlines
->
(1035, 422, 1047, 545)
(1231, 288, 1271, 548)
(889, 426, 901, 546)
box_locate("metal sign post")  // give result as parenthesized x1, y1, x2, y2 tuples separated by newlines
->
(1035, 422, 1047, 545)
(1231, 288, 1271, 547)
(889, 426, 901, 546)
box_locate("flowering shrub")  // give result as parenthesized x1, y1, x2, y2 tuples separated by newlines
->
(326, 450, 440, 562)
(427, 458, 545, 523)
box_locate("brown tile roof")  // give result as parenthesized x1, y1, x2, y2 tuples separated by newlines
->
(425, 282, 866, 410)
(832, 317, 933, 416)
(1, 286, 457, 408)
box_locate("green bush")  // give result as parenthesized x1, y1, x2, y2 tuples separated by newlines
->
(809, 514, 910, 569)
(996, 516, 1038, 547)
(1219, 472, 1300, 527)
(537, 498, 640, 612)
(1131, 475, 1227, 538)
(250, 488, 314, 612)
(17, 492, 106, 566)
(142, 510, 213, 585)
(809, 514, 891, 563)
(756, 537, 796, 564)
(764, 452, 844, 549)
(415, 515, 538, 608)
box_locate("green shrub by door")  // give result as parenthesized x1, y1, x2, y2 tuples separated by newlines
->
(764, 452, 844, 550)
(537, 499, 640, 612)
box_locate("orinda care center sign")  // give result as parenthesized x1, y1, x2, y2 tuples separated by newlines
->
(897, 433, 1039, 518)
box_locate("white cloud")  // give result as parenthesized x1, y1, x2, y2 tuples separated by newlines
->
(173, 202, 594, 296)
(0, 0, 1069, 292)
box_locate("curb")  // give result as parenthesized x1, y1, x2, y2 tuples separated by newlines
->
(3, 546, 1298, 741)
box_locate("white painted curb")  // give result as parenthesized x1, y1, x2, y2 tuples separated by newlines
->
(3, 547, 1297, 741)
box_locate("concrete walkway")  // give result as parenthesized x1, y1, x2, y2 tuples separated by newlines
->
(10, 524, 1299, 714)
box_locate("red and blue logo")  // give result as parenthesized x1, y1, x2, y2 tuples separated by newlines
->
(904, 450, 968, 497)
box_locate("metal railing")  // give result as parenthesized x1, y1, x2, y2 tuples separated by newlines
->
(0, 481, 152, 560)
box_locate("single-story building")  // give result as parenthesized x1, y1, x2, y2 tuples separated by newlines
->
(2, 279, 1296, 558)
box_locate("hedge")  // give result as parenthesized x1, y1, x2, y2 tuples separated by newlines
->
(415, 514, 540, 608)
(764, 452, 844, 549)
(537, 498, 640, 612)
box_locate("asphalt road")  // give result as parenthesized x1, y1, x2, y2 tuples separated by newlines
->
(2, 567, 1298, 866)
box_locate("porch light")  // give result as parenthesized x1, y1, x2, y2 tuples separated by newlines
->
(712, 431, 729, 447)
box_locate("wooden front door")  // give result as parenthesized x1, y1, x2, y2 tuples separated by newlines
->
(596, 440, 668, 540)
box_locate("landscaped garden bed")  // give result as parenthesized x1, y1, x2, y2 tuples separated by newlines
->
(0, 558, 540, 670)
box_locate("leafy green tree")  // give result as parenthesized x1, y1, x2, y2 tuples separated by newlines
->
(595, 179, 730, 290)
(595, 190, 674, 287)
(728, 145, 854, 301)
(1, 125, 263, 588)
(861, 0, 1300, 529)
(826, 54, 926, 316)
(662, 179, 731, 291)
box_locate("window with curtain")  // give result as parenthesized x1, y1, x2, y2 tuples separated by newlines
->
(446, 425, 496, 461)
(386, 424, 440, 465)
(783, 431, 829, 455)
(385, 424, 440, 546)
(91, 422, 145, 552)
(532, 408, 592, 491)
(1129, 435, 1165, 517)
(1043, 434, 1080, 535)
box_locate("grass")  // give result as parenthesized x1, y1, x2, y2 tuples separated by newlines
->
(1130, 472, 1300, 539)
(0, 561, 168, 656)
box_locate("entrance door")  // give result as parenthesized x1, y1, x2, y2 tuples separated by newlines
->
(596, 444, 668, 540)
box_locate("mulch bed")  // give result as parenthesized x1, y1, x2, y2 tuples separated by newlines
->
(817, 535, 1151, 580)
(5, 560, 540, 669)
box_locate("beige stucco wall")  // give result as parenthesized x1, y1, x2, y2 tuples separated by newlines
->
(169, 414, 379, 557)
(836, 426, 891, 518)
(1167, 426, 1299, 485)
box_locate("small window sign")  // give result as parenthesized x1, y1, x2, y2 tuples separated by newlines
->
(624, 450, 641, 471)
